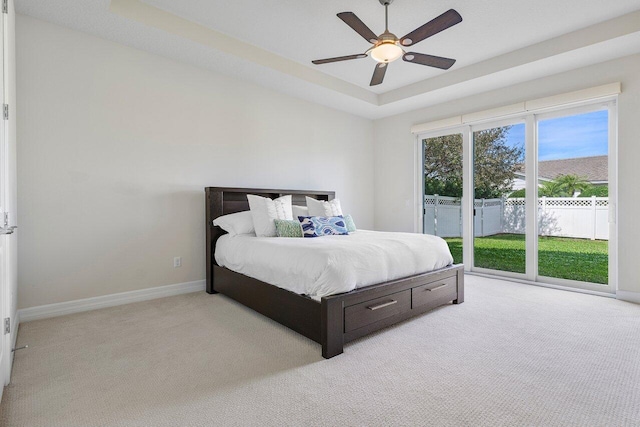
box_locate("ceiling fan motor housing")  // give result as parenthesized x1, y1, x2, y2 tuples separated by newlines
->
(377, 30, 398, 44)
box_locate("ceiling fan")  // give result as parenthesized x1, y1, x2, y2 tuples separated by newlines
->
(312, 0, 462, 86)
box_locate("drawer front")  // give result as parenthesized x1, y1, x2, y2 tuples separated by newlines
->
(412, 276, 458, 309)
(344, 290, 411, 333)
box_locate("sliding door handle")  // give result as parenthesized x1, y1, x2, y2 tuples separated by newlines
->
(0, 226, 16, 235)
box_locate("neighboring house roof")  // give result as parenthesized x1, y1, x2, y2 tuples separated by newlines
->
(515, 155, 608, 183)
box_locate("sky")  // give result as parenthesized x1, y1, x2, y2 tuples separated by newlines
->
(503, 109, 608, 161)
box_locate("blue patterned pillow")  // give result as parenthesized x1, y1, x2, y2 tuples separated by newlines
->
(298, 216, 349, 238)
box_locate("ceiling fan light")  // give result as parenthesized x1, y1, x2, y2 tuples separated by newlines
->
(370, 42, 403, 63)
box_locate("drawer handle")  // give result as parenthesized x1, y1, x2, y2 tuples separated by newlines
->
(367, 300, 398, 311)
(426, 284, 448, 292)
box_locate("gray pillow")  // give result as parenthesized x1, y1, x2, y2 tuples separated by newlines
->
(342, 214, 357, 232)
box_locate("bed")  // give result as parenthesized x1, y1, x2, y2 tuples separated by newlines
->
(206, 187, 464, 358)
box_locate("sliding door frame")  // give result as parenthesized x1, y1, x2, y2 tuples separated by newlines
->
(415, 97, 618, 295)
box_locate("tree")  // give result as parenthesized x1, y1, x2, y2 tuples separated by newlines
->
(508, 175, 607, 198)
(473, 128, 524, 198)
(554, 174, 591, 197)
(539, 180, 568, 197)
(508, 188, 525, 198)
(424, 127, 524, 199)
(424, 134, 463, 197)
(579, 185, 608, 197)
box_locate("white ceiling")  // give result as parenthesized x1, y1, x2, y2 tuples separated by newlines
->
(15, 0, 640, 119)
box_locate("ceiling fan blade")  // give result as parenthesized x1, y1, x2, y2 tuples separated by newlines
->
(399, 9, 462, 47)
(370, 63, 388, 86)
(337, 12, 378, 44)
(312, 54, 368, 65)
(403, 52, 456, 70)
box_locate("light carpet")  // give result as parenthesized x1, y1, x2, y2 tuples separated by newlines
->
(1, 276, 639, 427)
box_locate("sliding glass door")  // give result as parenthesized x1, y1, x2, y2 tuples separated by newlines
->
(421, 100, 616, 293)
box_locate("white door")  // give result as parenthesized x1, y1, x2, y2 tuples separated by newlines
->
(0, 0, 17, 397)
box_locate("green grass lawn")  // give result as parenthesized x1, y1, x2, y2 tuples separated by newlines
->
(444, 233, 608, 284)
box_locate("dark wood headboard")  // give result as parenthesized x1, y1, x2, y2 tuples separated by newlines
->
(204, 187, 335, 294)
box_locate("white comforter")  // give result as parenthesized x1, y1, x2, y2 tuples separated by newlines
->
(215, 230, 453, 300)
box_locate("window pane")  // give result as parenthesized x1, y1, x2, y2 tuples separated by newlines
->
(423, 133, 462, 264)
(473, 124, 525, 273)
(537, 110, 609, 285)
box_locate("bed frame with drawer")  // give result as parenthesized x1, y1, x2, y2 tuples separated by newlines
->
(205, 187, 464, 359)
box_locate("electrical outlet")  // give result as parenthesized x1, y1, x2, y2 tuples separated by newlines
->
(173, 257, 182, 268)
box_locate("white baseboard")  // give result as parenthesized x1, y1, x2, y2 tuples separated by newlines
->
(617, 290, 640, 304)
(18, 280, 206, 322)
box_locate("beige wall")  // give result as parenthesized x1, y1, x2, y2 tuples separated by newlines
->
(373, 54, 640, 295)
(16, 15, 375, 309)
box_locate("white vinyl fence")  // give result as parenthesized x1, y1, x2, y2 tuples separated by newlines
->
(424, 195, 609, 240)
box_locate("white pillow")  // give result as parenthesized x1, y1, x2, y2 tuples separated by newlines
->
(306, 196, 343, 217)
(213, 211, 254, 236)
(292, 205, 309, 219)
(247, 194, 293, 237)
